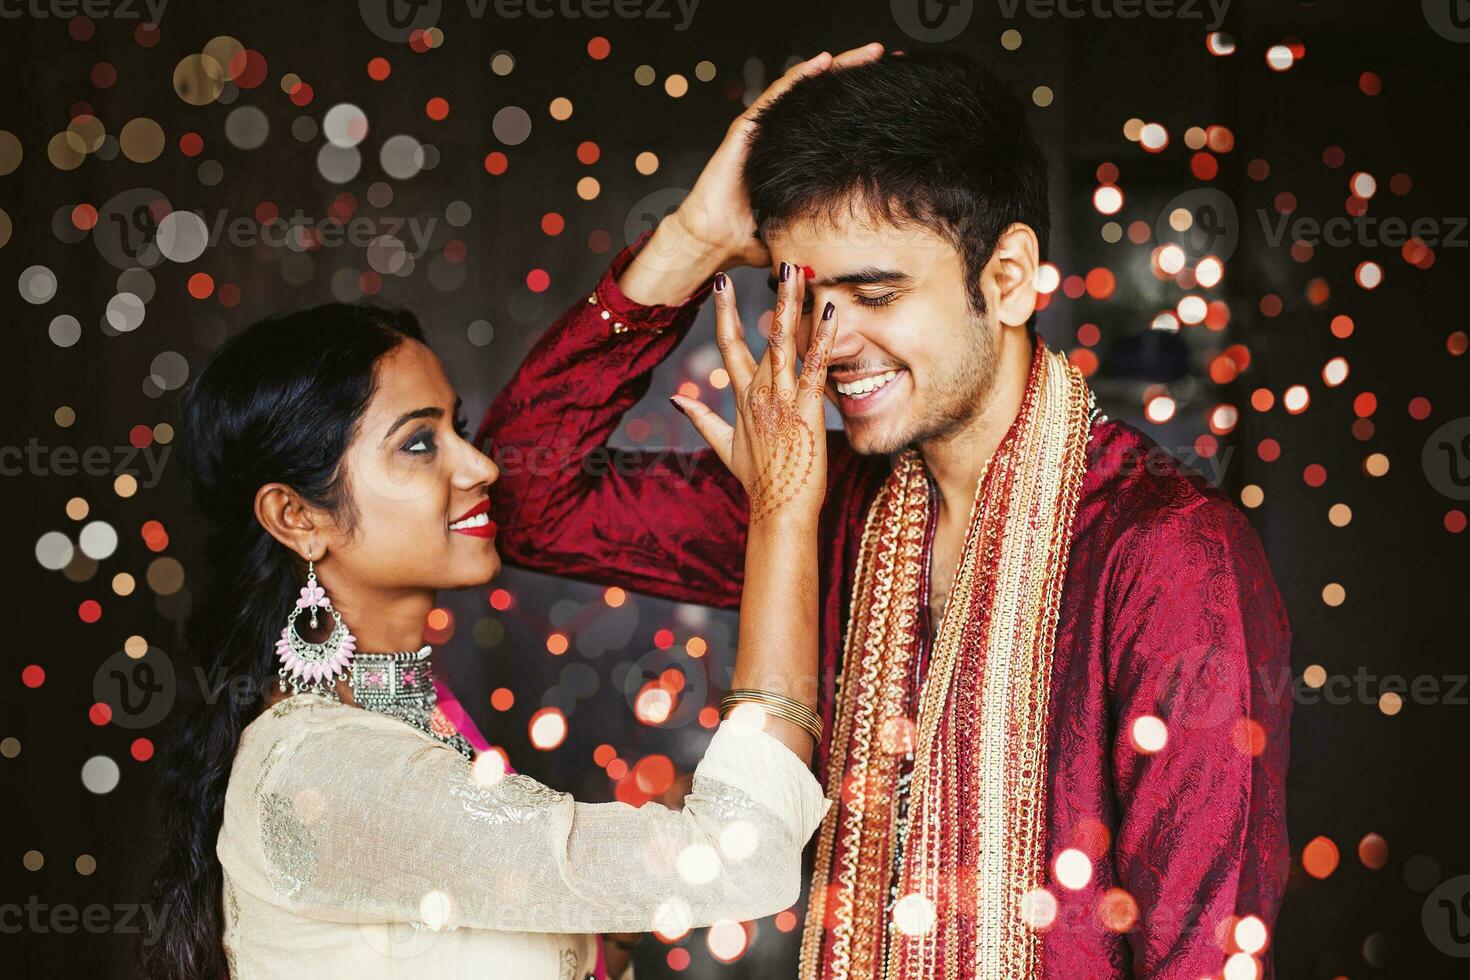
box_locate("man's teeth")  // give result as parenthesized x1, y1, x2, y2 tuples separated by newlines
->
(835, 370, 899, 397)
(449, 512, 490, 530)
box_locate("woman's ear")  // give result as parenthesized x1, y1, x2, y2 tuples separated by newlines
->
(254, 483, 325, 561)
(981, 223, 1041, 329)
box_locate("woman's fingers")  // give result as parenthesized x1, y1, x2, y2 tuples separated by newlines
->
(712, 273, 757, 392)
(670, 395, 735, 467)
(799, 301, 839, 413)
(786, 265, 807, 390)
(764, 261, 801, 392)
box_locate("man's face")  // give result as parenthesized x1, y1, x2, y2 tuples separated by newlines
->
(768, 212, 1001, 456)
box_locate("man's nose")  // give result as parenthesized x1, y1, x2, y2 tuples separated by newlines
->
(827, 311, 865, 363)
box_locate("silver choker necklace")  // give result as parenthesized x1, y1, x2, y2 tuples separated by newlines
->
(349, 645, 474, 761)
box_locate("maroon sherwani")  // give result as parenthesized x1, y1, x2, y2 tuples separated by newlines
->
(476, 240, 1293, 979)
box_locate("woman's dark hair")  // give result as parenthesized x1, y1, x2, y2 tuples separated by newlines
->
(743, 50, 1051, 327)
(140, 303, 425, 978)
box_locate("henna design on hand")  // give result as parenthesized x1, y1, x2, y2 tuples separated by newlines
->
(744, 383, 817, 525)
(767, 292, 788, 376)
(798, 336, 831, 403)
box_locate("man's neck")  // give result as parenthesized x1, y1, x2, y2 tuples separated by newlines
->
(919, 330, 1034, 522)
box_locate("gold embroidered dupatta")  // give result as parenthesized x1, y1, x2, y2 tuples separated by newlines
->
(800, 341, 1093, 979)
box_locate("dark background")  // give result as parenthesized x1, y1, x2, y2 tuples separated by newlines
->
(3, 0, 1469, 976)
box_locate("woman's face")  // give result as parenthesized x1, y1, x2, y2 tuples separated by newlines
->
(324, 339, 501, 594)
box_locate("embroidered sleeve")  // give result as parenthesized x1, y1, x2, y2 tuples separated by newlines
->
(234, 715, 829, 935)
(472, 235, 752, 611)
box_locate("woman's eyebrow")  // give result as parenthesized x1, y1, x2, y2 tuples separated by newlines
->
(382, 406, 444, 444)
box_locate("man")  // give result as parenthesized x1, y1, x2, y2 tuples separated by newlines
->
(477, 46, 1291, 979)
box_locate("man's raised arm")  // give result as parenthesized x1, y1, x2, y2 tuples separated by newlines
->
(474, 233, 749, 609)
(475, 44, 886, 610)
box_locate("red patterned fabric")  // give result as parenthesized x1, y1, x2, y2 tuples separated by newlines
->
(476, 241, 1293, 979)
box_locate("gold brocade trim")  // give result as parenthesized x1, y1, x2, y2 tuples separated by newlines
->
(801, 454, 930, 979)
(800, 345, 1093, 980)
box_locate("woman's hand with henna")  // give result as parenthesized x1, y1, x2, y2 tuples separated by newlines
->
(671, 263, 838, 529)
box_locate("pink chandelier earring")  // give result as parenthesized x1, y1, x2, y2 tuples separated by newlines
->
(275, 557, 357, 697)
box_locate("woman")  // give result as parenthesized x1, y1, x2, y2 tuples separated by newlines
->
(140, 261, 838, 978)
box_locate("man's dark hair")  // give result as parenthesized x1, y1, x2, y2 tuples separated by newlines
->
(743, 51, 1050, 326)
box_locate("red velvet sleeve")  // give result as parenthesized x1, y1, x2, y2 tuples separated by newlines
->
(473, 238, 750, 609)
(1104, 497, 1292, 978)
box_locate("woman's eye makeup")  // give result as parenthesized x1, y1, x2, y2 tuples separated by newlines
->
(402, 427, 437, 455)
(402, 399, 468, 455)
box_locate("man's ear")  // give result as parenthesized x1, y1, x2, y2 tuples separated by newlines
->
(981, 223, 1040, 329)
(254, 483, 325, 562)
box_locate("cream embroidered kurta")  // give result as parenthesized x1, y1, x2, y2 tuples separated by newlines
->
(217, 693, 830, 978)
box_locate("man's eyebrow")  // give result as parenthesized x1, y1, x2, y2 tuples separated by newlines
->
(382, 406, 444, 444)
(765, 268, 914, 290)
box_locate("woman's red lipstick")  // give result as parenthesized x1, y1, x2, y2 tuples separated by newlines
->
(448, 497, 497, 538)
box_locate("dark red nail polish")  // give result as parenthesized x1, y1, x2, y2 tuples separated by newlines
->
(669, 397, 686, 415)
(822, 301, 835, 321)
(714, 272, 727, 292)
(779, 261, 791, 283)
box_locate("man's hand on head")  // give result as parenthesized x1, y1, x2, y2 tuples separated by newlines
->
(618, 43, 884, 307)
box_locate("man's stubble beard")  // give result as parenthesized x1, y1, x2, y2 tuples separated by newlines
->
(847, 309, 1000, 458)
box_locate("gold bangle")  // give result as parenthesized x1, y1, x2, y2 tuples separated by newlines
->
(722, 699, 822, 745)
(720, 689, 822, 745)
(722, 688, 819, 719)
